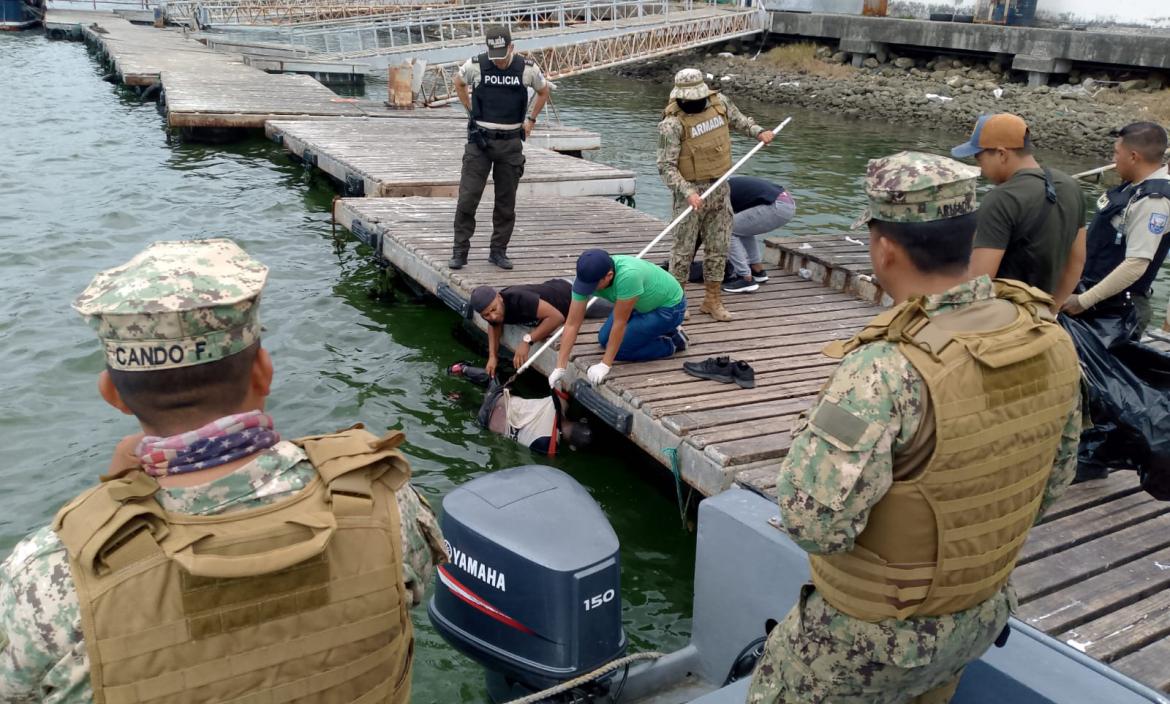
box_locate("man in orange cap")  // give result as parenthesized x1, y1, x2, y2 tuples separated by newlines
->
(952, 113, 1086, 310)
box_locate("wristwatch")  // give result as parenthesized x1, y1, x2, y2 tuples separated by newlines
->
(525, 115, 536, 123)
(522, 333, 533, 344)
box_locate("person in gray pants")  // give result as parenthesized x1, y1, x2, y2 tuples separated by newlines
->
(723, 176, 797, 293)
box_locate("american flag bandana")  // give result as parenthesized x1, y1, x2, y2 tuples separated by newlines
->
(135, 410, 281, 477)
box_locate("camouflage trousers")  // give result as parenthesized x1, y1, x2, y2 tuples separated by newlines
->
(669, 181, 732, 284)
(747, 585, 1011, 704)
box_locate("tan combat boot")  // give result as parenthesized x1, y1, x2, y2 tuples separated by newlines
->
(700, 281, 733, 322)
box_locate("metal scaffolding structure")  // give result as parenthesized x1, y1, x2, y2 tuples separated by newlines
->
(415, 2, 764, 105)
(261, 0, 714, 56)
(166, 0, 458, 27)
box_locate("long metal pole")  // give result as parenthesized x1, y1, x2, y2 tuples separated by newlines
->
(1073, 163, 1115, 180)
(508, 117, 793, 383)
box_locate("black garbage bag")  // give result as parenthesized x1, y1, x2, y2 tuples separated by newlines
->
(1061, 312, 1170, 500)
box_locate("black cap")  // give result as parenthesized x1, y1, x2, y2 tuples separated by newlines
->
(485, 24, 511, 60)
(469, 286, 498, 315)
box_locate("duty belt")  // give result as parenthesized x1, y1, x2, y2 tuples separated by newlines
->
(480, 127, 524, 140)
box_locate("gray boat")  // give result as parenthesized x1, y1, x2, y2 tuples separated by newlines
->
(429, 465, 1170, 704)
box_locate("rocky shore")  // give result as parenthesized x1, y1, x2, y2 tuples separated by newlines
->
(616, 43, 1170, 161)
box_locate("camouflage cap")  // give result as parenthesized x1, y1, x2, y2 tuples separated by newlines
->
(852, 151, 980, 230)
(670, 68, 711, 102)
(73, 238, 268, 372)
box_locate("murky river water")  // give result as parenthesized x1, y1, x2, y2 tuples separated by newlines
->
(0, 31, 1161, 702)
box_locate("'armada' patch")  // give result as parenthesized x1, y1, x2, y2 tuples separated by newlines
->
(1149, 212, 1168, 235)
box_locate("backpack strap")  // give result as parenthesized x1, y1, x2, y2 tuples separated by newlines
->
(821, 301, 914, 359)
(293, 424, 412, 517)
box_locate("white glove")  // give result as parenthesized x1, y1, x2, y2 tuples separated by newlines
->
(586, 362, 611, 385)
(548, 367, 567, 388)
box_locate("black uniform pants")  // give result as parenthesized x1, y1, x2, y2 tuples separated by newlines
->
(452, 137, 526, 257)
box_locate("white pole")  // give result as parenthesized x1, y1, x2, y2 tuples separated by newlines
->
(509, 117, 793, 381)
(1072, 163, 1115, 180)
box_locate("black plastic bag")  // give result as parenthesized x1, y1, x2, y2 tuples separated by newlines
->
(1061, 312, 1170, 500)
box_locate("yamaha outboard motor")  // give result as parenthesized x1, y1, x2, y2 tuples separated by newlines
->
(429, 466, 626, 702)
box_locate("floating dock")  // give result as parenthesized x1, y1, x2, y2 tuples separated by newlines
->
(273, 120, 629, 197)
(335, 195, 875, 496)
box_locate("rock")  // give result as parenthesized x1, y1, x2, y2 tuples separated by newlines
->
(815, 45, 832, 59)
(863, 57, 880, 69)
(962, 85, 974, 93)
(830, 51, 848, 64)
(946, 75, 963, 87)
(717, 52, 734, 58)
(952, 59, 965, 69)
(988, 63, 1004, 75)
(1120, 79, 1148, 92)
(1066, 76, 1081, 85)
(894, 57, 915, 69)
(1035, 85, 1051, 94)
(1148, 73, 1166, 91)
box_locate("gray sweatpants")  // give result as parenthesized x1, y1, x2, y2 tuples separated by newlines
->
(728, 192, 796, 277)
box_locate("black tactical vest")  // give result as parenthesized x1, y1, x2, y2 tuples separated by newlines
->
(1082, 178, 1170, 303)
(471, 53, 528, 127)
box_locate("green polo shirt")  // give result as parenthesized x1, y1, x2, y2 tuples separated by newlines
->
(572, 255, 684, 313)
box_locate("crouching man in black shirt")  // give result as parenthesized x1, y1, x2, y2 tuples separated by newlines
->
(468, 279, 612, 377)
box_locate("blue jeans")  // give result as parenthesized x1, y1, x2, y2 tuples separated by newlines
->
(598, 299, 687, 362)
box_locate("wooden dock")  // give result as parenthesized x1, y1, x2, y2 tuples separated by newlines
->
(766, 232, 887, 304)
(335, 195, 873, 496)
(336, 194, 1170, 695)
(273, 120, 631, 197)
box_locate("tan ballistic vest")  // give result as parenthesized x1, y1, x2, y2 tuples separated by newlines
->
(53, 425, 416, 704)
(810, 281, 1081, 622)
(664, 94, 732, 182)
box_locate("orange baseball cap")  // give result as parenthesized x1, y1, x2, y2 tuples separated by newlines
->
(951, 114, 1030, 157)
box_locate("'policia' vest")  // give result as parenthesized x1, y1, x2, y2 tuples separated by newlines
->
(53, 426, 416, 704)
(471, 53, 528, 127)
(664, 94, 732, 182)
(810, 281, 1081, 622)
(1083, 177, 1170, 303)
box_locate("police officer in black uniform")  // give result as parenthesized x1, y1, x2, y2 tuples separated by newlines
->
(450, 25, 551, 271)
(1063, 122, 1170, 338)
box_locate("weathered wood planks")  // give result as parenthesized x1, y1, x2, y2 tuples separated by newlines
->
(335, 195, 869, 496)
(268, 119, 632, 197)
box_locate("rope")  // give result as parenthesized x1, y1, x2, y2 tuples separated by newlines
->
(503, 651, 665, 704)
(663, 446, 694, 525)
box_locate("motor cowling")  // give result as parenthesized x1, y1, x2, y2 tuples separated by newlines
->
(428, 466, 626, 700)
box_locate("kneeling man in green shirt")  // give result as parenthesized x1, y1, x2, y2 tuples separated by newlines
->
(549, 248, 688, 387)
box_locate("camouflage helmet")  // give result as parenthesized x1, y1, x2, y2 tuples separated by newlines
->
(73, 238, 268, 372)
(852, 151, 980, 230)
(670, 68, 712, 102)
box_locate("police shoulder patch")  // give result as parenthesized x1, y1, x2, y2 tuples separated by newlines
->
(1150, 212, 1168, 235)
(523, 57, 535, 66)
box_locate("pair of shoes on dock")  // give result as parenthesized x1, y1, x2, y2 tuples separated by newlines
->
(448, 252, 513, 270)
(722, 267, 770, 294)
(682, 356, 755, 389)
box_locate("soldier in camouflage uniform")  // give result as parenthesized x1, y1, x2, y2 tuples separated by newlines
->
(747, 152, 1082, 703)
(0, 239, 446, 703)
(657, 68, 773, 322)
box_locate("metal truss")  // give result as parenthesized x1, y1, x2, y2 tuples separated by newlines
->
(271, 0, 683, 55)
(416, 4, 764, 105)
(166, 0, 457, 27)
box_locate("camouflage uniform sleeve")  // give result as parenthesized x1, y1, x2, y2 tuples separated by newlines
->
(0, 527, 89, 703)
(719, 95, 764, 139)
(1036, 395, 1082, 520)
(656, 116, 697, 198)
(396, 483, 447, 607)
(776, 342, 926, 554)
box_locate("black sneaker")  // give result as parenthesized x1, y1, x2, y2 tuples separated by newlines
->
(488, 251, 513, 270)
(732, 360, 756, 389)
(448, 253, 468, 270)
(671, 327, 688, 352)
(722, 276, 759, 294)
(683, 356, 735, 384)
(750, 268, 769, 283)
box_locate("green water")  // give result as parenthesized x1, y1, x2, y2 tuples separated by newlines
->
(0, 33, 1159, 703)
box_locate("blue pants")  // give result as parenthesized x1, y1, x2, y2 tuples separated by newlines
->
(598, 299, 686, 362)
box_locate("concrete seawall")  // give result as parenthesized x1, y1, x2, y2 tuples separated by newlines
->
(768, 12, 1170, 85)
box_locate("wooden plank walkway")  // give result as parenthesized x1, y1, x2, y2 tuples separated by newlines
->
(334, 195, 867, 495)
(271, 120, 632, 197)
(766, 232, 887, 304)
(339, 107, 603, 152)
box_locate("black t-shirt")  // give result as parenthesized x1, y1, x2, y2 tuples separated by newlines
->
(729, 176, 785, 213)
(501, 279, 572, 325)
(974, 167, 1085, 293)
